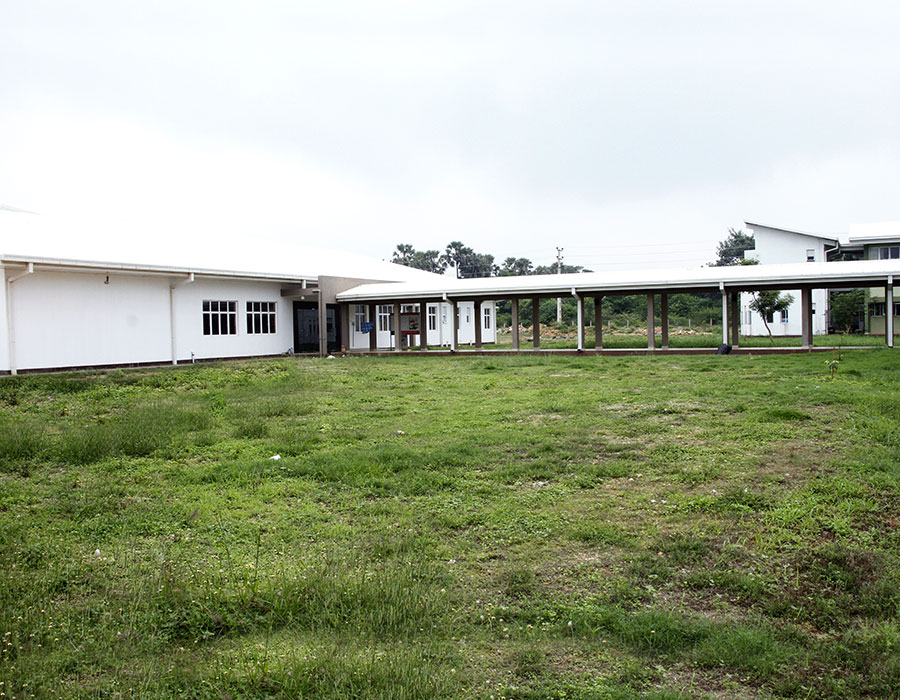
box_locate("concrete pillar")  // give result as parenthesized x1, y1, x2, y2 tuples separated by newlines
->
(801, 288, 812, 349)
(419, 301, 429, 351)
(647, 293, 656, 350)
(730, 292, 740, 348)
(720, 288, 729, 345)
(368, 302, 378, 351)
(511, 298, 520, 350)
(576, 294, 584, 351)
(318, 293, 328, 357)
(594, 296, 603, 350)
(474, 300, 483, 349)
(393, 302, 402, 352)
(339, 303, 350, 353)
(449, 300, 458, 351)
(532, 297, 541, 349)
(887, 279, 894, 348)
(660, 293, 669, 350)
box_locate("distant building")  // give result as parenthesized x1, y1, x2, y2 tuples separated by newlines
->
(741, 221, 900, 337)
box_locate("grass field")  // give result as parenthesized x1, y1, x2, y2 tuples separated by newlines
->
(1, 351, 899, 699)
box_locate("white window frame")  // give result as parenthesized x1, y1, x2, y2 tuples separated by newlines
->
(780, 308, 789, 323)
(878, 246, 900, 260)
(246, 301, 277, 335)
(354, 304, 366, 331)
(871, 302, 886, 317)
(427, 305, 437, 331)
(378, 304, 393, 332)
(203, 300, 237, 336)
(483, 305, 491, 329)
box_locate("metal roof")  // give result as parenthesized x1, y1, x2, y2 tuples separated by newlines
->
(743, 221, 840, 243)
(336, 260, 900, 302)
(1, 253, 317, 284)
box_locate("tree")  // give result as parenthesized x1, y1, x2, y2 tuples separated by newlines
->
(391, 244, 445, 274)
(711, 228, 756, 266)
(533, 263, 590, 275)
(829, 289, 865, 332)
(749, 291, 794, 343)
(499, 257, 534, 276)
(442, 241, 496, 278)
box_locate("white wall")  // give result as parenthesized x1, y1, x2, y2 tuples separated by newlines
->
(741, 226, 832, 336)
(348, 300, 496, 349)
(8, 270, 172, 370)
(172, 278, 294, 362)
(4, 269, 295, 371)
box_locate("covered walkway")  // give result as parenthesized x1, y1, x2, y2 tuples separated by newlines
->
(335, 260, 900, 355)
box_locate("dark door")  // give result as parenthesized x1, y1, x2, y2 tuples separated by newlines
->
(293, 302, 342, 353)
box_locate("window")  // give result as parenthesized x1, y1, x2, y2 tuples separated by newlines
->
(246, 301, 276, 334)
(483, 305, 491, 329)
(894, 302, 900, 317)
(765, 310, 774, 323)
(354, 305, 366, 331)
(401, 304, 416, 313)
(427, 305, 437, 331)
(780, 307, 789, 323)
(378, 304, 393, 332)
(203, 300, 237, 335)
(871, 302, 886, 317)
(806, 248, 815, 262)
(878, 246, 900, 260)
(744, 308, 752, 325)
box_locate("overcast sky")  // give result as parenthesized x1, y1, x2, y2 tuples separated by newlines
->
(2, 1, 899, 272)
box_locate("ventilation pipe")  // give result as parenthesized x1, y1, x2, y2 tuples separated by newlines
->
(170, 273, 195, 365)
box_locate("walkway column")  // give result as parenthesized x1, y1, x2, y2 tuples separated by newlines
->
(449, 299, 458, 351)
(368, 302, 378, 351)
(340, 303, 350, 353)
(532, 297, 541, 349)
(474, 300, 483, 349)
(318, 292, 328, 357)
(730, 292, 740, 348)
(511, 298, 520, 350)
(887, 278, 894, 348)
(720, 286, 729, 345)
(647, 293, 656, 350)
(800, 288, 812, 349)
(575, 293, 584, 351)
(660, 293, 669, 350)
(419, 301, 429, 351)
(594, 296, 603, 350)
(393, 302, 402, 352)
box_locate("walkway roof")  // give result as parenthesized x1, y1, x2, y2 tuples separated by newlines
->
(337, 260, 900, 302)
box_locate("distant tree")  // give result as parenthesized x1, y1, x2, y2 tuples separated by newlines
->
(499, 257, 534, 276)
(533, 263, 591, 275)
(829, 289, 865, 332)
(442, 241, 497, 278)
(749, 291, 794, 343)
(391, 244, 445, 273)
(711, 228, 756, 266)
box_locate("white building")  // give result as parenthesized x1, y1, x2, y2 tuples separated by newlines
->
(740, 222, 837, 337)
(0, 253, 497, 374)
(741, 220, 900, 337)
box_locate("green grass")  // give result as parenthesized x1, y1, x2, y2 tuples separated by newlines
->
(1, 351, 900, 698)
